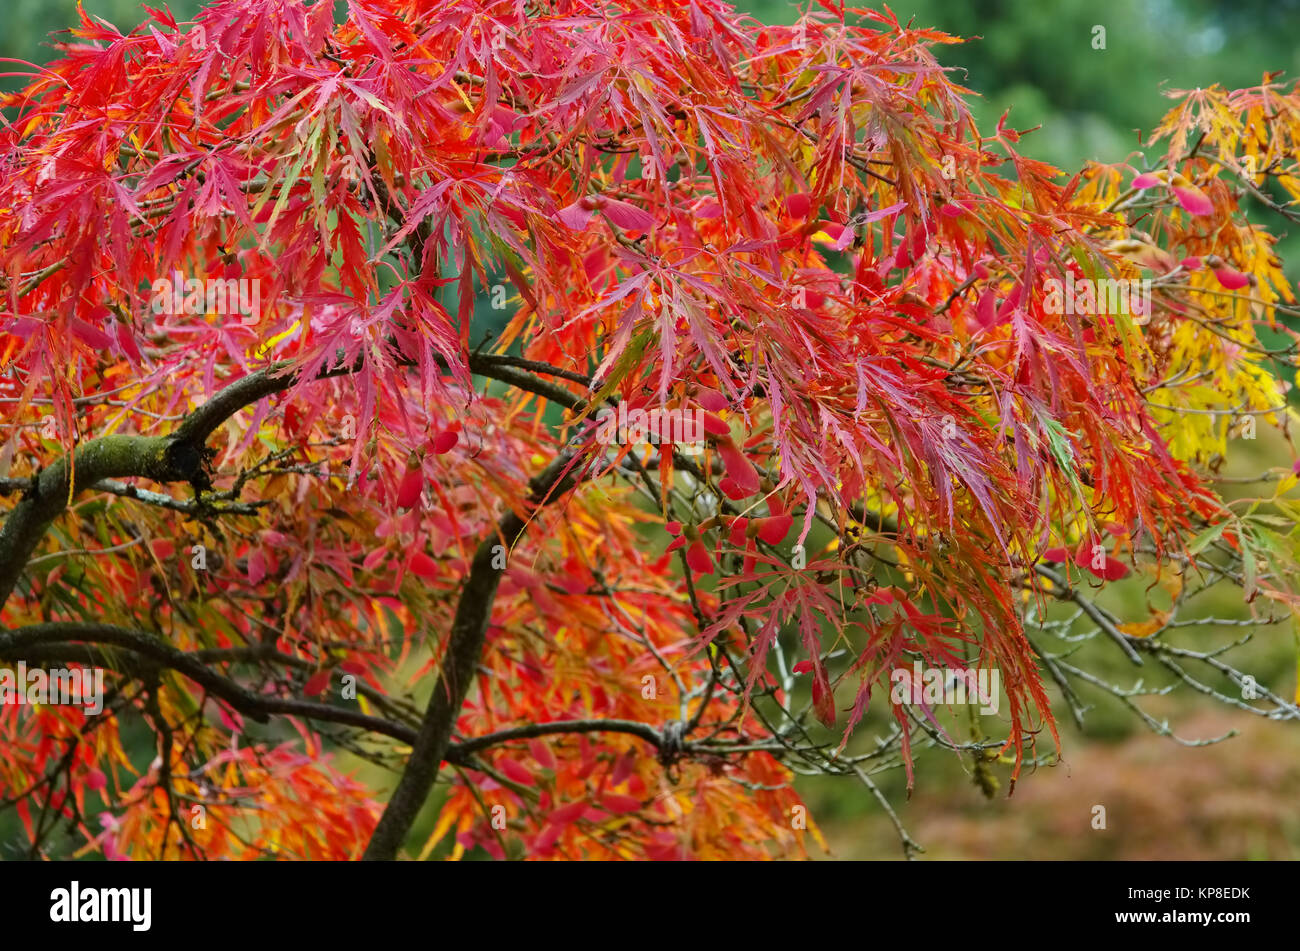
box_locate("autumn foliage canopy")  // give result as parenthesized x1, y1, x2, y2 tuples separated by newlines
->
(1, 0, 1298, 860)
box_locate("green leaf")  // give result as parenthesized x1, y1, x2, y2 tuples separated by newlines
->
(1187, 520, 1228, 555)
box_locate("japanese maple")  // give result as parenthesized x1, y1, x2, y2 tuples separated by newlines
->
(1, 0, 1298, 861)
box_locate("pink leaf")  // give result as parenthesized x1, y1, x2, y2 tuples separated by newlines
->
(215, 703, 245, 734)
(1172, 185, 1214, 217)
(556, 201, 594, 231)
(1214, 268, 1250, 290)
(247, 548, 266, 586)
(602, 199, 655, 232)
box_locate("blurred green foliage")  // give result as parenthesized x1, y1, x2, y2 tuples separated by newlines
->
(741, 0, 1300, 169)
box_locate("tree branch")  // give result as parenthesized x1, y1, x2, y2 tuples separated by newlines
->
(361, 452, 586, 860)
(448, 718, 668, 761)
(3, 630, 704, 768)
(0, 348, 588, 613)
(1033, 564, 1144, 665)
(0, 436, 176, 609)
(0, 622, 421, 742)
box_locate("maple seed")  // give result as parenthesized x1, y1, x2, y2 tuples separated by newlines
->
(408, 551, 439, 580)
(755, 515, 793, 544)
(811, 675, 836, 727)
(396, 454, 424, 509)
(702, 412, 731, 437)
(431, 428, 459, 454)
(304, 670, 332, 697)
(714, 437, 761, 497)
(685, 539, 715, 574)
(782, 193, 812, 219)
(697, 387, 729, 413)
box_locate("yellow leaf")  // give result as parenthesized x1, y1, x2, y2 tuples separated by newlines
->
(1118, 610, 1170, 638)
(417, 806, 462, 861)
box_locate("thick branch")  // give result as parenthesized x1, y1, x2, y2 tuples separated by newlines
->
(361, 453, 584, 860)
(0, 436, 176, 608)
(0, 622, 420, 741)
(1, 346, 592, 613)
(4, 634, 696, 767)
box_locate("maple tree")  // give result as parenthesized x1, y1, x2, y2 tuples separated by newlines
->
(1, 0, 1299, 861)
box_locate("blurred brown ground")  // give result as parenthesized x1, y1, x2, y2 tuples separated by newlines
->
(814, 708, 1300, 859)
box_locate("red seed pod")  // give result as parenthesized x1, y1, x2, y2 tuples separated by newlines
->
(715, 437, 760, 497)
(703, 412, 731, 437)
(408, 551, 439, 580)
(431, 428, 459, 454)
(396, 461, 424, 510)
(1213, 267, 1250, 290)
(755, 514, 793, 544)
(697, 387, 729, 413)
(685, 539, 715, 574)
(783, 192, 811, 219)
